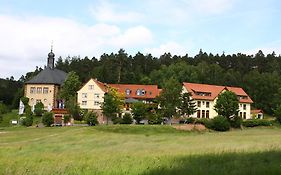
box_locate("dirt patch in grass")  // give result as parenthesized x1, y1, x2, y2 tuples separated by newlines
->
(173, 124, 206, 131)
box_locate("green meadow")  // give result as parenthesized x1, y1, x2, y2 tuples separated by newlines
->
(0, 125, 281, 175)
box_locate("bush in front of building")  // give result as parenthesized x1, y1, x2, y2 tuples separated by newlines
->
(194, 118, 213, 129)
(242, 119, 273, 127)
(22, 105, 33, 127)
(230, 116, 242, 128)
(42, 112, 54, 127)
(211, 116, 230, 131)
(34, 102, 44, 116)
(112, 116, 123, 124)
(148, 113, 163, 124)
(63, 115, 71, 125)
(84, 112, 99, 126)
(121, 113, 133, 124)
(185, 117, 196, 124)
(274, 105, 281, 124)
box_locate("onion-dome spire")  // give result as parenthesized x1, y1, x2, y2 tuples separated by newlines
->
(47, 43, 55, 69)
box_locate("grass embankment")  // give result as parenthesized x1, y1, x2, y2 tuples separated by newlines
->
(0, 125, 281, 175)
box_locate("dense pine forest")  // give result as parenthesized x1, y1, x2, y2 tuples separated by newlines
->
(2, 49, 281, 115)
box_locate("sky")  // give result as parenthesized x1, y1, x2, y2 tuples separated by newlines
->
(0, 0, 281, 79)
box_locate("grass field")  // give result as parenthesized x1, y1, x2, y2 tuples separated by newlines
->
(0, 125, 281, 175)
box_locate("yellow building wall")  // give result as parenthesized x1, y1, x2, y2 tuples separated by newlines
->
(77, 79, 105, 110)
(182, 86, 251, 119)
(25, 84, 58, 109)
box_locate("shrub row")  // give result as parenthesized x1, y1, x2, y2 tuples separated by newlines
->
(242, 119, 273, 127)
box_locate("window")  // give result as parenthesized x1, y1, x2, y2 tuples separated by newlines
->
(88, 85, 94, 90)
(43, 87, 49, 94)
(36, 99, 41, 103)
(206, 102, 210, 108)
(141, 90, 146, 95)
(94, 93, 100, 98)
(197, 110, 201, 118)
(197, 101, 201, 107)
(240, 112, 242, 117)
(202, 101, 205, 105)
(206, 110, 209, 118)
(82, 101, 87, 106)
(30, 87, 36, 94)
(125, 89, 131, 95)
(82, 93, 87, 98)
(243, 104, 246, 110)
(243, 112, 246, 119)
(37, 87, 42, 94)
(202, 110, 205, 118)
(94, 101, 100, 106)
(136, 89, 142, 96)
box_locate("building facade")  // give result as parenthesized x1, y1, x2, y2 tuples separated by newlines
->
(183, 82, 253, 119)
(77, 79, 161, 123)
(24, 50, 68, 125)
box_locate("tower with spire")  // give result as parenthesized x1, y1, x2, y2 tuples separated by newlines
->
(47, 45, 55, 69)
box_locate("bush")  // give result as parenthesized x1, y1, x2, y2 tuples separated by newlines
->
(34, 102, 44, 116)
(148, 113, 163, 124)
(112, 117, 123, 124)
(42, 112, 54, 127)
(84, 112, 99, 126)
(20, 96, 29, 105)
(212, 116, 230, 131)
(242, 119, 273, 127)
(22, 115, 33, 127)
(121, 113, 133, 124)
(64, 115, 71, 124)
(274, 105, 281, 124)
(195, 118, 213, 129)
(230, 116, 242, 128)
(0, 103, 9, 115)
(185, 117, 195, 124)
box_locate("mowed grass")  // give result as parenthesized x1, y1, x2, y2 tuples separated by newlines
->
(0, 125, 281, 175)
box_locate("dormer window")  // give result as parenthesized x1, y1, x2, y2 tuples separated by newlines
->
(141, 90, 146, 95)
(136, 89, 142, 96)
(125, 89, 131, 96)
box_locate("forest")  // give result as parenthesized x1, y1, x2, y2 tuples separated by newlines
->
(1, 49, 281, 115)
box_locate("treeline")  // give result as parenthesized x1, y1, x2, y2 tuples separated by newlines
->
(0, 78, 23, 108)
(2, 49, 281, 114)
(53, 49, 281, 114)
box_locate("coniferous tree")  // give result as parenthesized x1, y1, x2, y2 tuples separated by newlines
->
(179, 92, 197, 118)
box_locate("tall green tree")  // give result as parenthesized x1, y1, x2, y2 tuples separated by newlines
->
(101, 87, 124, 124)
(60, 71, 81, 102)
(214, 91, 239, 120)
(131, 102, 147, 124)
(158, 77, 182, 121)
(179, 92, 197, 118)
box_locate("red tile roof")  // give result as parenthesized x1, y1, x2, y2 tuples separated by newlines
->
(226, 86, 253, 103)
(108, 84, 160, 99)
(183, 82, 225, 101)
(93, 79, 108, 92)
(251, 109, 263, 114)
(183, 82, 253, 103)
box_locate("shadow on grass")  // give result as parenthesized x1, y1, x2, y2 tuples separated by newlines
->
(142, 150, 281, 175)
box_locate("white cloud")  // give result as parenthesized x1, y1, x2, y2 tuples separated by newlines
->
(110, 26, 153, 48)
(144, 42, 187, 57)
(89, 1, 143, 23)
(190, 0, 235, 14)
(0, 15, 153, 79)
